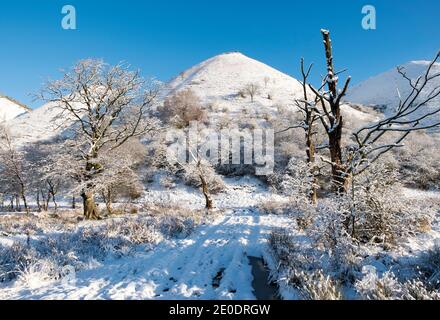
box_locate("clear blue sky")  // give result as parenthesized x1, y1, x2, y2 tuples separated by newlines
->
(0, 0, 439, 108)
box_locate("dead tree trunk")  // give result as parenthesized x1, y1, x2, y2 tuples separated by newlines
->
(300, 59, 318, 204)
(310, 30, 352, 193)
(52, 195, 58, 212)
(18, 181, 29, 214)
(323, 30, 348, 193)
(15, 196, 20, 212)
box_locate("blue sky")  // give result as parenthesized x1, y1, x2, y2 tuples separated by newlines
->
(0, 0, 439, 108)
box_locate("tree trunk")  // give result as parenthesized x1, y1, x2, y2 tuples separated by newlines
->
(302, 70, 318, 205)
(306, 134, 318, 204)
(52, 194, 58, 212)
(199, 174, 213, 210)
(321, 30, 351, 194)
(329, 126, 350, 193)
(102, 189, 114, 215)
(16, 196, 20, 212)
(40, 190, 47, 211)
(45, 191, 51, 211)
(36, 192, 42, 212)
(81, 191, 100, 220)
(82, 157, 101, 220)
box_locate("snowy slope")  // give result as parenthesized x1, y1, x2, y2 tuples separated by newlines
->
(346, 61, 440, 122)
(0, 95, 29, 122)
(167, 52, 304, 105)
(6, 102, 69, 146)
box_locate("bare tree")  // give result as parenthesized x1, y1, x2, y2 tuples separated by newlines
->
(0, 125, 30, 214)
(352, 52, 440, 176)
(307, 30, 440, 194)
(39, 59, 160, 219)
(308, 30, 352, 193)
(277, 59, 321, 203)
(244, 83, 260, 102)
(264, 76, 271, 88)
(185, 152, 215, 211)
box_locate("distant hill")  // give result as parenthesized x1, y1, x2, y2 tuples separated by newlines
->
(0, 95, 30, 122)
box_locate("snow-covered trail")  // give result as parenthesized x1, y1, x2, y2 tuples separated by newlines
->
(0, 208, 291, 300)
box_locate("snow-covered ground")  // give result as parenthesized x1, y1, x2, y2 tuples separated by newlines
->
(0, 177, 293, 300)
(0, 211, 290, 300)
(0, 175, 438, 300)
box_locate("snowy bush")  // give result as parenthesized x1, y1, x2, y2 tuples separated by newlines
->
(394, 132, 440, 190)
(416, 245, 440, 289)
(268, 230, 344, 300)
(104, 217, 164, 246)
(267, 158, 316, 204)
(258, 199, 293, 216)
(0, 212, 79, 236)
(295, 270, 343, 300)
(355, 268, 440, 300)
(348, 163, 435, 245)
(0, 242, 38, 282)
(159, 174, 177, 189)
(160, 89, 208, 128)
(267, 158, 317, 229)
(182, 160, 225, 194)
(356, 270, 403, 300)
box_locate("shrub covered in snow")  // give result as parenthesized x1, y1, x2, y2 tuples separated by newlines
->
(415, 245, 440, 290)
(346, 163, 436, 245)
(258, 199, 293, 216)
(295, 270, 343, 300)
(268, 230, 344, 300)
(355, 268, 440, 300)
(159, 89, 208, 128)
(182, 159, 225, 194)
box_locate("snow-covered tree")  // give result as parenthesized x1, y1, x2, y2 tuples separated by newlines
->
(306, 30, 440, 193)
(160, 89, 207, 128)
(0, 125, 31, 213)
(244, 83, 260, 102)
(38, 59, 161, 219)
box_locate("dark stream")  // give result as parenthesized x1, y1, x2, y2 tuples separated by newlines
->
(248, 256, 280, 300)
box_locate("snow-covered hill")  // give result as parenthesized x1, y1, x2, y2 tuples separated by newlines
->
(6, 102, 67, 146)
(166, 52, 377, 125)
(167, 52, 304, 105)
(0, 95, 30, 122)
(346, 61, 440, 121)
(5, 52, 377, 146)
